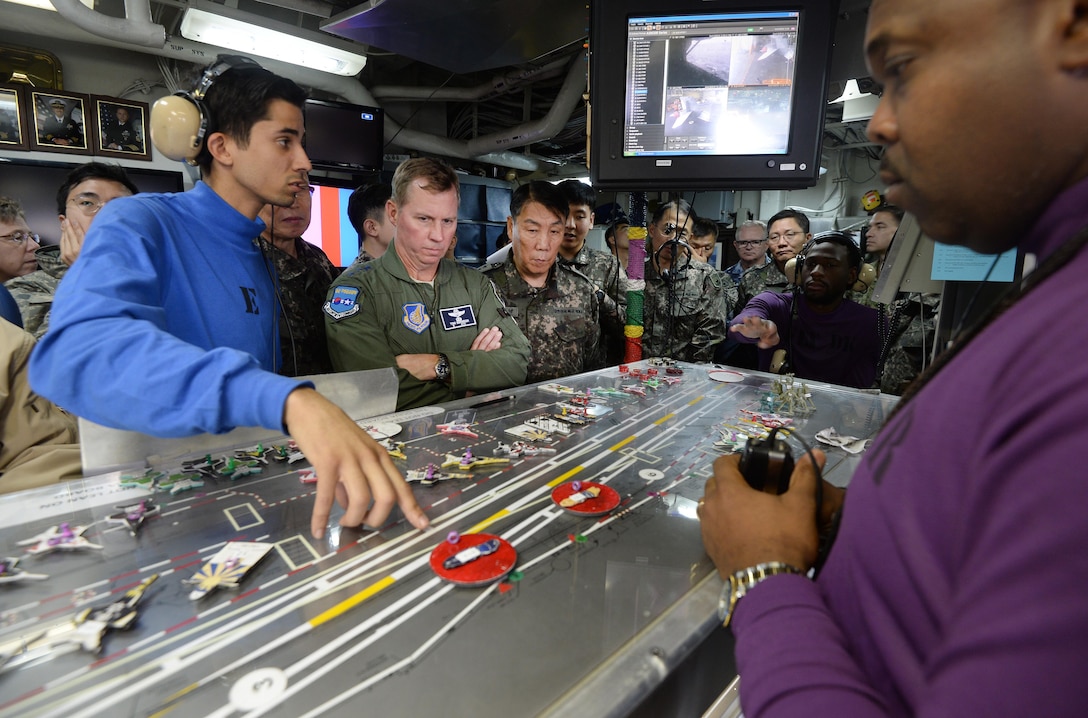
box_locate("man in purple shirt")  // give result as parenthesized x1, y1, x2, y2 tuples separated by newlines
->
(698, 1, 1088, 716)
(730, 232, 879, 389)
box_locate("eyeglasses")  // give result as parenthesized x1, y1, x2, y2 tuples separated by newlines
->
(0, 231, 40, 245)
(659, 222, 690, 241)
(768, 230, 803, 242)
(67, 197, 106, 216)
(734, 239, 767, 248)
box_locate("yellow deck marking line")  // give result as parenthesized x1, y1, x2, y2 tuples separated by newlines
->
(654, 413, 676, 425)
(308, 575, 397, 628)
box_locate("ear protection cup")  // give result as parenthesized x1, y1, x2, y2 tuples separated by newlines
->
(149, 55, 262, 164)
(785, 233, 875, 292)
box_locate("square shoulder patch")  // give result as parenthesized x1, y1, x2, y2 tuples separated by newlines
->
(324, 285, 360, 321)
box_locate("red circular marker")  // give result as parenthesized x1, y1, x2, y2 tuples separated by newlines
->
(551, 481, 621, 517)
(430, 533, 517, 587)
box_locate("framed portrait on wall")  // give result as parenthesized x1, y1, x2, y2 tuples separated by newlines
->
(91, 95, 151, 160)
(0, 84, 29, 150)
(27, 89, 92, 155)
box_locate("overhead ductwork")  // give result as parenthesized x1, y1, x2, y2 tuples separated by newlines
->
(8, 2, 590, 172)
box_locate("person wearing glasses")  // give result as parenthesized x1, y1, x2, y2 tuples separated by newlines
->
(4, 163, 137, 338)
(643, 200, 731, 362)
(725, 219, 770, 284)
(736, 209, 812, 312)
(257, 183, 337, 377)
(0, 196, 40, 284)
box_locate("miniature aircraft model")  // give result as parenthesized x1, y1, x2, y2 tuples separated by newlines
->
(270, 443, 306, 463)
(621, 384, 647, 397)
(62, 574, 159, 653)
(406, 464, 472, 486)
(184, 542, 272, 601)
(167, 475, 205, 496)
(18, 523, 102, 556)
(298, 468, 318, 484)
(378, 438, 407, 460)
(106, 499, 161, 536)
(559, 485, 602, 508)
(0, 556, 48, 584)
(590, 386, 629, 399)
(539, 383, 577, 396)
(440, 449, 510, 471)
(181, 454, 220, 475)
(118, 468, 165, 490)
(234, 445, 270, 464)
(494, 441, 556, 458)
(437, 422, 479, 440)
(218, 458, 262, 480)
(442, 538, 501, 569)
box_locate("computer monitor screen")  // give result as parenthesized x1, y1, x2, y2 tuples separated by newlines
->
(590, 0, 836, 191)
(304, 99, 384, 173)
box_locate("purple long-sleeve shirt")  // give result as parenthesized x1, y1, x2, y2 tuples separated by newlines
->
(732, 176, 1088, 717)
(731, 292, 879, 388)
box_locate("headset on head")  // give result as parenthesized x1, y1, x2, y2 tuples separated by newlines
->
(784, 230, 876, 293)
(149, 55, 264, 165)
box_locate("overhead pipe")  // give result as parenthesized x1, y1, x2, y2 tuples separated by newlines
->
(7, 3, 576, 171)
(370, 56, 569, 102)
(50, 0, 165, 48)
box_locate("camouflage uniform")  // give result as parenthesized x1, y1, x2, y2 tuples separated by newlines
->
(643, 257, 732, 363)
(482, 255, 602, 383)
(258, 236, 338, 377)
(559, 245, 626, 364)
(4, 245, 66, 339)
(878, 293, 941, 395)
(736, 261, 791, 311)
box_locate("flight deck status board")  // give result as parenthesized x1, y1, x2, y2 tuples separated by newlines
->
(0, 361, 896, 718)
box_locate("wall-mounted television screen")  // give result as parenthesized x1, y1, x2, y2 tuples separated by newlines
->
(590, 0, 838, 191)
(304, 99, 384, 173)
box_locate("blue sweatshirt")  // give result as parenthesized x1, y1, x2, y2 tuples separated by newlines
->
(30, 182, 305, 437)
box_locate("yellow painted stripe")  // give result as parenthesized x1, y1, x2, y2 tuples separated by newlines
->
(653, 414, 675, 425)
(148, 707, 178, 718)
(609, 436, 636, 451)
(466, 508, 512, 535)
(688, 395, 705, 406)
(164, 683, 200, 703)
(546, 466, 584, 488)
(308, 575, 397, 627)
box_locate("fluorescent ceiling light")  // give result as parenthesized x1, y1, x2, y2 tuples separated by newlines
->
(180, 7, 366, 76)
(2, 0, 93, 11)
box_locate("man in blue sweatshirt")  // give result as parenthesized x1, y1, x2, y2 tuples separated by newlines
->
(30, 57, 428, 540)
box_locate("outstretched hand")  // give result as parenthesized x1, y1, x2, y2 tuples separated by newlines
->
(697, 451, 825, 578)
(730, 316, 780, 348)
(284, 387, 429, 539)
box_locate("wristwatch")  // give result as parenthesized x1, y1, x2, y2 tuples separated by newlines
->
(434, 353, 451, 383)
(718, 561, 805, 628)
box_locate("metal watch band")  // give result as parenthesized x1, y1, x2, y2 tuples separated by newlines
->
(719, 561, 805, 628)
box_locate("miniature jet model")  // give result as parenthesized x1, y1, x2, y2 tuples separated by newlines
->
(437, 423, 479, 439)
(442, 538, 501, 569)
(379, 438, 407, 460)
(0, 556, 48, 584)
(590, 386, 629, 399)
(559, 485, 602, 508)
(406, 464, 473, 486)
(234, 445, 270, 464)
(621, 384, 646, 397)
(184, 542, 272, 601)
(168, 476, 205, 496)
(269, 442, 306, 463)
(441, 450, 510, 471)
(106, 499, 160, 536)
(18, 523, 102, 556)
(181, 454, 220, 475)
(62, 574, 159, 653)
(494, 441, 556, 458)
(525, 415, 572, 435)
(298, 468, 318, 484)
(218, 458, 262, 480)
(551, 410, 590, 425)
(118, 468, 165, 490)
(539, 383, 577, 396)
